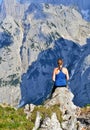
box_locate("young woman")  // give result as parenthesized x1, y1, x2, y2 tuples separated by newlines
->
(52, 58, 69, 94)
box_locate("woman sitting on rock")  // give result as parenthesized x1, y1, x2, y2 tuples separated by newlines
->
(52, 58, 69, 94)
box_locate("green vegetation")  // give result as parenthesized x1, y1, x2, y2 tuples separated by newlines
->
(85, 104, 90, 107)
(30, 105, 62, 123)
(0, 104, 62, 130)
(0, 105, 34, 130)
(81, 104, 90, 114)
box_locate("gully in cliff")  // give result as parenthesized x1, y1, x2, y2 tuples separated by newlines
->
(51, 58, 69, 95)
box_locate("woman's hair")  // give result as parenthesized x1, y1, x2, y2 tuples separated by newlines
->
(57, 58, 63, 65)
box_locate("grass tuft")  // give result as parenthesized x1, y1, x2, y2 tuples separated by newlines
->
(30, 104, 62, 123)
(0, 105, 34, 130)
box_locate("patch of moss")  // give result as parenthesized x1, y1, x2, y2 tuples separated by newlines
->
(0, 104, 63, 130)
(81, 105, 90, 115)
(30, 104, 62, 123)
(85, 104, 90, 107)
(0, 105, 34, 130)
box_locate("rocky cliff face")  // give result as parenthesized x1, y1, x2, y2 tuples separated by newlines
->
(19, 3, 90, 107)
(0, 16, 23, 105)
(1, 0, 90, 22)
(0, 2, 90, 107)
(0, 0, 29, 22)
(19, 0, 90, 21)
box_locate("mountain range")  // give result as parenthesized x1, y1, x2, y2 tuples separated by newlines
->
(0, 0, 90, 107)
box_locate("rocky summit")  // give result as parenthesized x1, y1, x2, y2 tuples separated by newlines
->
(0, 1, 90, 107)
(24, 87, 89, 130)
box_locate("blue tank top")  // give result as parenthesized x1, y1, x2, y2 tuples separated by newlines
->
(54, 70, 67, 86)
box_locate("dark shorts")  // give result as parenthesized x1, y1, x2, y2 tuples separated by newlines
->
(51, 85, 66, 95)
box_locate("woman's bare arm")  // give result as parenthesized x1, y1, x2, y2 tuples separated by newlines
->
(66, 68, 69, 80)
(52, 68, 56, 81)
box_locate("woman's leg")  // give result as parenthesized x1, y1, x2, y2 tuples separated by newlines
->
(50, 86, 57, 98)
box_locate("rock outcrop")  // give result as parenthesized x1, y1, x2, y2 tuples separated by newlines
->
(24, 87, 87, 130)
(77, 106, 90, 130)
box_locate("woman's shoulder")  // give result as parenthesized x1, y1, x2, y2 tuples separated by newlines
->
(62, 67, 68, 72)
(54, 67, 58, 71)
